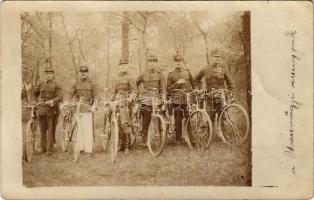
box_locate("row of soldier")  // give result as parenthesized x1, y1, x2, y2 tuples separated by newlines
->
(31, 48, 235, 156)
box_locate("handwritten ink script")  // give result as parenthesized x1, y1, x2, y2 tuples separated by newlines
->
(284, 30, 303, 176)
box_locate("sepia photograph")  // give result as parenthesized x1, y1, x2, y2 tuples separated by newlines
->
(20, 10, 252, 187)
(1, 1, 313, 199)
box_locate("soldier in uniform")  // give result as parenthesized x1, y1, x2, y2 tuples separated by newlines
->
(194, 49, 235, 118)
(33, 67, 62, 156)
(66, 65, 97, 156)
(111, 59, 137, 154)
(167, 54, 195, 145)
(136, 55, 166, 147)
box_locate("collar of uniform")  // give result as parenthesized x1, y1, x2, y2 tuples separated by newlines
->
(119, 71, 127, 76)
(81, 78, 88, 82)
(212, 63, 220, 68)
(46, 80, 54, 84)
(175, 67, 182, 72)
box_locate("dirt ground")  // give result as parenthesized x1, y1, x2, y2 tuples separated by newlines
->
(22, 119, 251, 187)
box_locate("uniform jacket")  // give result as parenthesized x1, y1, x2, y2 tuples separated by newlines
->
(70, 78, 96, 112)
(136, 69, 166, 105)
(33, 80, 62, 116)
(194, 64, 235, 91)
(167, 67, 194, 104)
(112, 71, 137, 100)
(136, 69, 166, 96)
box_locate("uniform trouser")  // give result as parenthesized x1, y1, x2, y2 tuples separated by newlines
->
(77, 113, 94, 153)
(119, 103, 132, 149)
(140, 105, 152, 143)
(206, 100, 223, 123)
(38, 115, 54, 152)
(172, 104, 188, 142)
(206, 101, 223, 139)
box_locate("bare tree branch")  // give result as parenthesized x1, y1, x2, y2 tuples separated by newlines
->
(60, 13, 78, 76)
(21, 13, 47, 39)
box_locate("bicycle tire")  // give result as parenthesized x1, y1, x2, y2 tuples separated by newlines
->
(25, 120, 36, 162)
(110, 118, 119, 163)
(130, 130, 136, 148)
(130, 112, 141, 148)
(185, 110, 213, 151)
(72, 122, 80, 163)
(147, 114, 166, 157)
(61, 115, 71, 152)
(218, 104, 250, 145)
(101, 116, 111, 151)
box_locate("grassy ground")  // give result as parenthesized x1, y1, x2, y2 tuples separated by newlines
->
(22, 111, 251, 187)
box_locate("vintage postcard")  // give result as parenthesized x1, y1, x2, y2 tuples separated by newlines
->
(0, 1, 313, 199)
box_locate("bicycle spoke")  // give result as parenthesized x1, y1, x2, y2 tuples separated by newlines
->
(219, 104, 249, 145)
(188, 111, 211, 151)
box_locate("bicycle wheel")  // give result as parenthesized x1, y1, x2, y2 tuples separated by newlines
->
(61, 115, 71, 152)
(130, 129, 136, 148)
(25, 120, 37, 162)
(130, 112, 141, 148)
(109, 118, 119, 163)
(100, 115, 111, 151)
(147, 114, 166, 157)
(185, 110, 213, 151)
(72, 122, 80, 163)
(218, 104, 250, 145)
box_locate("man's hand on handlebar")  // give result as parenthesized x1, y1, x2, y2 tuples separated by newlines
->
(45, 100, 54, 107)
(59, 101, 70, 110)
(90, 104, 97, 112)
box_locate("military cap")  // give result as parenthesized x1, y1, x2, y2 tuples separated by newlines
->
(119, 58, 128, 65)
(79, 65, 89, 72)
(147, 55, 158, 62)
(210, 49, 221, 57)
(173, 54, 184, 62)
(44, 67, 54, 73)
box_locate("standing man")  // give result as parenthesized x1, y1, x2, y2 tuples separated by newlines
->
(33, 67, 62, 156)
(67, 65, 97, 156)
(194, 49, 235, 117)
(167, 54, 194, 145)
(136, 55, 166, 147)
(111, 59, 137, 154)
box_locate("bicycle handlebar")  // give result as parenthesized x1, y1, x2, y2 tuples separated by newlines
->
(60, 101, 94, 111)
(204, 89, 234, 96)
(22, 102, 47, 109)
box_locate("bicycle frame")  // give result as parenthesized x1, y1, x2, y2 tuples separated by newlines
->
(22, 101, 48, 161)
(203, 89, 234, 117)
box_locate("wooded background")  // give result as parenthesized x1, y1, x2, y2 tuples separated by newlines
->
(21, 11, 251, 109)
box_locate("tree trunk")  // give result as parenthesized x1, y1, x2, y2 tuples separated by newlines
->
(48, 12, 53, 69)
(105, 15, 111, 87)
(60, 14, 78, 76)
(142, 19, 148, 70)
(137, 29, 142, 73)
(193, 17, 210, 66)
(121, 11, 130, 63)
(203, 35, 210, 65)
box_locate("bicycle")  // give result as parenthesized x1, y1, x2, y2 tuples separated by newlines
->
(168, 89, 213, 152)
(204, 89, 250, 145)
(60, 99, 95, 163)
(101, 96, 135, 163)
(92, 93, 114, 151)
(22, 101, 47, 162)
(146, 89, 167, 157)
